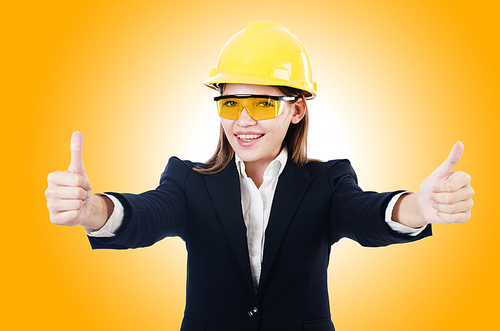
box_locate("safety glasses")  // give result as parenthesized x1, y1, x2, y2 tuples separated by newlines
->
(214, 94, 298, 121)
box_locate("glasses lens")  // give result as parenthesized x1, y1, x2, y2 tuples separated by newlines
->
(217, 97, 284, 120)
(250, 98, 282, 120)
(217, 98, 241, 120)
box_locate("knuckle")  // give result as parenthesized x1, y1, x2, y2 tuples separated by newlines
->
(52, 211, 78, 226)
(466, 211, 472, 221)
(46, 200, 55, 210)
(50, 213, 63, 225)
(80, 188, 88, 199)
(71, 187, 85, 199)
(76, 199, 84, 209)
(47, 171, 58, 183)
(45, 186, 58, 198)
(465, 173, 471, 182)
(443, 213, 455, 224)
(65, 187, 75, 198)
(74, 176, 84, 187)
(47, 171, 65, 184)
(438, 213, 451, 224)
(443, 193, 453, 204)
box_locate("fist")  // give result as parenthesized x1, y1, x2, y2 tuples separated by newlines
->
(45, 131, 93, 226)
(418, 142, 475, 224)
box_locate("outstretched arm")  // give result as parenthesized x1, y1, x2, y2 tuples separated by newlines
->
(392, 141, 474, 228)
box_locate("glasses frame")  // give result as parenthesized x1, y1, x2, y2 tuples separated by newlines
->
(214, 94, 299, 102)
(214, 94, 299, 121)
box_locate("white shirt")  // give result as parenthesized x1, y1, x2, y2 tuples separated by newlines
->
(234, 149, 288, 291)
(88, 151, 425, 291)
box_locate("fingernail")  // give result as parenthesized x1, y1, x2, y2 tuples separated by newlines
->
(431, 187, 436, 192)
(432, 203, 437, 210)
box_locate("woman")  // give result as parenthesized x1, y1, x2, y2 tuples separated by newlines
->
(45, 21, 474, 331)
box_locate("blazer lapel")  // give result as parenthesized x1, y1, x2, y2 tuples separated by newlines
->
(258, 162, 313, 293)
(204, 160, 255, 292)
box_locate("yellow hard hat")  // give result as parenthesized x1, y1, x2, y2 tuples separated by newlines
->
(203, 21, 317, 99)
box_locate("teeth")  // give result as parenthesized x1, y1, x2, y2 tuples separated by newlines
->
(237, 134, 263, 140)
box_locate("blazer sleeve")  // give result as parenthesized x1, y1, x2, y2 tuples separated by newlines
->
(88, 157, 190, 250)
(328, 159, 432, 247)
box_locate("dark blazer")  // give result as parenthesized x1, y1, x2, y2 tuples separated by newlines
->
(89, 156, 431, 331)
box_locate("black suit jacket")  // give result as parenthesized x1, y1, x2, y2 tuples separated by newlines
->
(89, 157, 431, 331)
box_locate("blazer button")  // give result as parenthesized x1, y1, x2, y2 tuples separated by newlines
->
(248, 306, 259, 317)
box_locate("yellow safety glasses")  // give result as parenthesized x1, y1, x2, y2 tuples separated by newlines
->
(214, 94, 298, 121)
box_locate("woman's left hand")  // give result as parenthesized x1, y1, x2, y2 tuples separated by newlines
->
(417, 141, 474, 225)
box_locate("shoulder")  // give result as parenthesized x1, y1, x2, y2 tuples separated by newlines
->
(306, 159, 357, 180)
(159, 156, 204, 185)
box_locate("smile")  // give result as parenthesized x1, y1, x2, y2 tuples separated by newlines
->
(236, 134, 264, 140)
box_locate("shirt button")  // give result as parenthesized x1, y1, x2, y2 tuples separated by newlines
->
(262, 198, 266, 204)
(254, 223, 260, 229)
(248, 306, 259, 317)
(250, 250, 257, 257)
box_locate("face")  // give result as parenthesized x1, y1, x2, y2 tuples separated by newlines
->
(220, 83, 305, 169)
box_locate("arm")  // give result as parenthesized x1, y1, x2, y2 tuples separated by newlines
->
(45, 131, 189, 249)
(329, 160, 432, 247)
(391, 142, 474, 228)
(89, 157, 189, 249)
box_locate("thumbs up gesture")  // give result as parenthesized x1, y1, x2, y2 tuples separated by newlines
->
(45, 131, 94, 227)
(416, 141, 474, 225)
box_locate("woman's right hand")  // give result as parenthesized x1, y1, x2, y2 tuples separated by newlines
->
(45, 131, 107, 229)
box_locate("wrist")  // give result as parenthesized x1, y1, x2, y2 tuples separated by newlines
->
(84, 194, 113, 231)
(392, 193, 429, 228)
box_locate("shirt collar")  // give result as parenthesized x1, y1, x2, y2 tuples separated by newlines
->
(235, 148, 288, 179)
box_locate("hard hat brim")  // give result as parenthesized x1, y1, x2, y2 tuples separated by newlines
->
(202, 72, 317, 100)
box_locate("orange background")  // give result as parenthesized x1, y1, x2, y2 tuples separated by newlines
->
(1, 0, 499, 330)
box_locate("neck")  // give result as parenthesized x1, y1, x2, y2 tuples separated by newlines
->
(244, 160, 271, 188)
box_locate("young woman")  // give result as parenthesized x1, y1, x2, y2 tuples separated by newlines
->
(45, 21, 474, 331)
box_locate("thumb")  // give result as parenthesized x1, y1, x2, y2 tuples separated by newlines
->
(432, 141, 464, 180)
(68, 131, 86, 175)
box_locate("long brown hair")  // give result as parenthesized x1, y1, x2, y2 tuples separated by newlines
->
(195, 85, 310, 174)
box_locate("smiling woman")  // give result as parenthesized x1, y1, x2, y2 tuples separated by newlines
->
(199, 82, 311, 175)
(43, 20, 474, 331)
(218, 84, 306, 187)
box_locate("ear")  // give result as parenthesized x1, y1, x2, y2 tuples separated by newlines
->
(290, 98, 306, 124)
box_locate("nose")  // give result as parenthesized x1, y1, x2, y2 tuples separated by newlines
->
(236, 108, 257, 126)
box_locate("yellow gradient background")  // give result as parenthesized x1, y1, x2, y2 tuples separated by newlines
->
(2, 0, 499, 330)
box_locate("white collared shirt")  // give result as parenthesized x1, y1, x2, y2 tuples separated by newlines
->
(234, 149, 288, 292)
